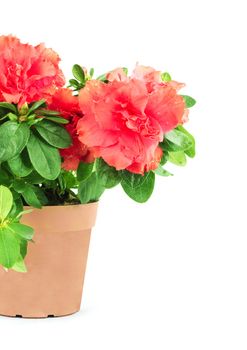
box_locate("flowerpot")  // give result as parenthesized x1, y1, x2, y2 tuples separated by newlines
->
(0, 202, 98, 318)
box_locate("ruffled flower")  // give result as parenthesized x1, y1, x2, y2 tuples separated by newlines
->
(77, 72, 186, 174)
(0, 35, 65, 106)
(48, 88, 94, 170)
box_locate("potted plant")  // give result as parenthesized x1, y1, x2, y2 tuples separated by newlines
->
(0, 35, 196, 318)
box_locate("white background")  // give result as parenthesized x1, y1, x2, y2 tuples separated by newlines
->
(1, 0, 247, 349)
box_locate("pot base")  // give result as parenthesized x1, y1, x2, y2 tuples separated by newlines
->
(0, 310, 78, 319)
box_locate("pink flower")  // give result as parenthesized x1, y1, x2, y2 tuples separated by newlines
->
(0, 35, 65, 106)
(48, 88, 94, 170)
(106, 68, 128, 82)
(77, 75, 186, 174)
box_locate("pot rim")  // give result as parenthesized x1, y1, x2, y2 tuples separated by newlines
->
(24, 201, 98, 209)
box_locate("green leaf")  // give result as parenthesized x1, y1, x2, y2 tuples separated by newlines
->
(160, 151, 168, 166)
(176, 125, 196, 158)
(23, 171, 45, 184)
(181, 95, 196, 108)
(161, 72, 172, 82)
(59, 171, 77, 190)
(36, 109, 60, 117)
(8, 223, 34, 241)
(6, 112, 18, 121)
(77, 162, 94, 182)
(8, 149, 33, 177)
(168, 151, 187, 166)
(12, 255, 27, 273)
(35, 120, 72, 148)
(0, 102, 17, 114)
(43, 116, 69, 124)
(165, 128, 193, 151)
(121, 171, 155, 203)
(96, 158, 121, 189)
(122, 67, 128, 75)
(0, 227, 20, 268)
(27, 99, 46, 116)
(12, 179, 26, 193)
(27, 132, 61, 180)
(154, 165, 173, 177)
(72, 64, 85, 84)
(121, 170, 148, 188)
(8, 198, 24, 219)
(96, 73, 108, 82)
(20, 239, 27, 259)
(0, 185, 13, 221)
(0, 121, 30, 162)
(78, 172, 105, 204)
(0, 166, 11, 186)
(89, 68, 94, 77)
(69, 79, 80, 88)
(21, 184, 42, 208)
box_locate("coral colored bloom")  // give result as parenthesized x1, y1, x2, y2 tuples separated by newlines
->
(48, 88, 94, 170)
(106, 68, 128, 82)
(132, 64, 162, 92)
(77, 77, 186, 174)
(0, 35, 65, 106)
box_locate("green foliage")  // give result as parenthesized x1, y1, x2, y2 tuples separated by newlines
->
(35, 120, 72, 148)
(168, 151, 187, 166)
(27, 99, 46, 116)
(0, 186, 34, 271)
(0, 102, 18, 114)
(181, 95, 196, 108)
(177, 125, 196, 158)
(161, 72, 172, 82)
(0, 121, 30, 162)
(121, 171, 155, 203)
(0, 185, 13, 221)
(41, 116, 69, 124)
(154, 165, 173, 177)
(78, 172, 105, 204)
(72, 64, 86, 84)
(8, 149, 33, 177)
(160, 125, 196, 168)
(27, 132, 61, 180)
(96, 158, 121, 189)
(77, 162, 94, 182)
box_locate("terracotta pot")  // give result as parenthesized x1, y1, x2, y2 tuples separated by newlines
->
(0, 202, 98, 318)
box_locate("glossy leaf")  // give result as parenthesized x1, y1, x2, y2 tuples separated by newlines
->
(78, 173, 105, 204)
(0, 227, 20, 268)
(121, 171, 155, 203)
(161, 72, 172, 82)
(168, 151, 187, 166)
(12, 255, 27, 273)
(154, 165, 173, 177)
(176, 125, 196, 158)
(35, 120, 72, 148)
(0, 121, 30, 162)
(0, 102, 17, 114)
(72, 64, 85, 83)
(181, 95, 196, 108)
(8, 223, 34, 241)
(165, 128, 193, 151)
(8, 149, 33, 177)
(77, 162, 94, 182)
(27, 132, 61, 180)
(96, 158, 121, 189)
(27, 99, 46, 116)
(0, 185, 13, 221)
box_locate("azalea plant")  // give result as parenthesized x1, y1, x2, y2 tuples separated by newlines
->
(0, 35, 196, 272)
